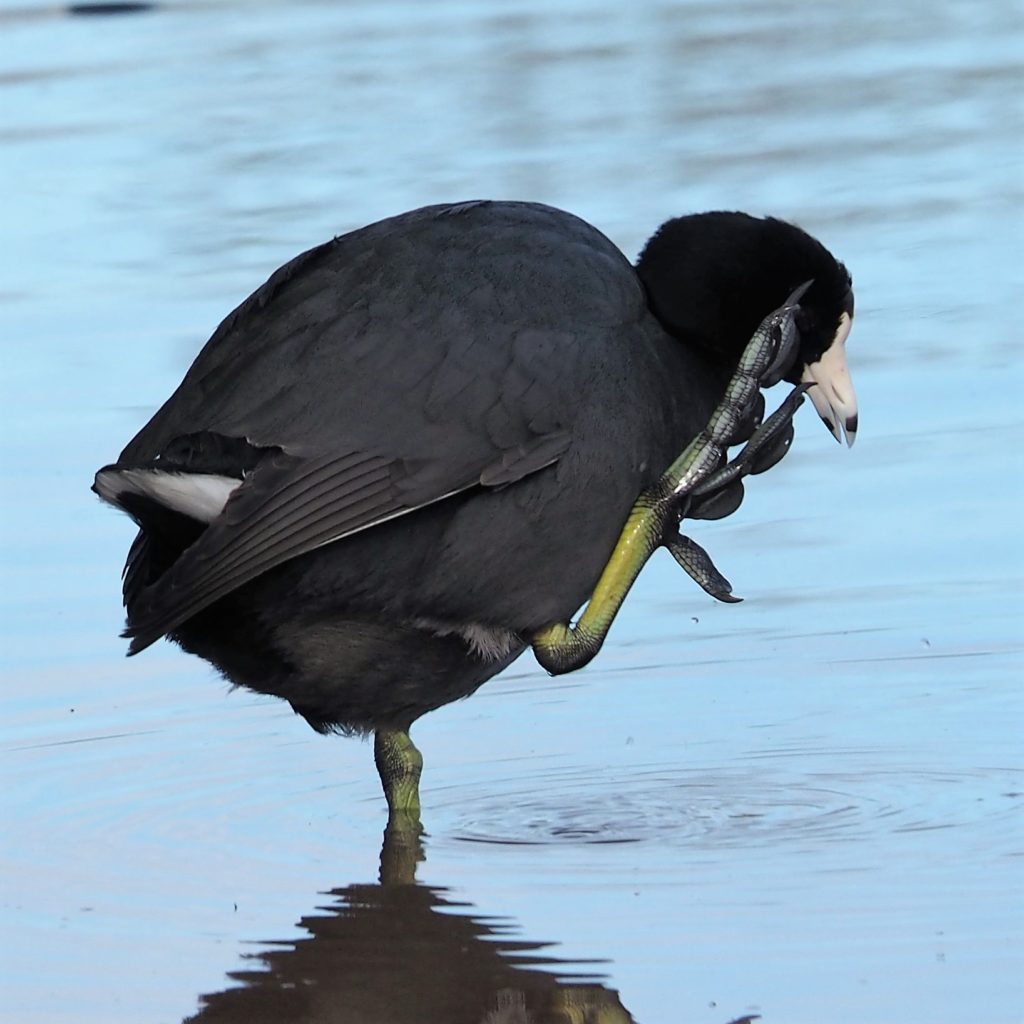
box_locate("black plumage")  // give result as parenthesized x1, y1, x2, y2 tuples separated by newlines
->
(94, 200, 854, 741)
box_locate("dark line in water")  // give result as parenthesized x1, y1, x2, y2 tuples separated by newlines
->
(67, 1, 158, 14)
(892, 822, 959, 833)
(10, 729, 161, 751)
(830, 649, 1005, 665)
(454, 834, 642, 847)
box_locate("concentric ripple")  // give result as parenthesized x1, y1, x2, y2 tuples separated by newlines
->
(439, 759, 1021, 852)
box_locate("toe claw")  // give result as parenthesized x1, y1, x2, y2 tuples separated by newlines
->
(748, 420, 795, 475)
(760, 279, 814, 387)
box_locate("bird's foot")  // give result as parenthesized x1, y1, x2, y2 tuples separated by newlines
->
(656, 279, 811, 503)
(665, 381, 812, 602)
(531, 283, 812, 675)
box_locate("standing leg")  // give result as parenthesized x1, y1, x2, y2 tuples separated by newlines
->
(374, 728, 423, 823)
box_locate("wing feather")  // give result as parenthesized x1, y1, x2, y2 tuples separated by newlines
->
(122, 428, 573, 655)
(123, 449, 483, 654)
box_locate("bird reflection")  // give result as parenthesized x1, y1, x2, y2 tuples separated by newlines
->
(183, 822, 634, 1024)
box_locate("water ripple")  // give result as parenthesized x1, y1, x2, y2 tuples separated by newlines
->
(442, 761, 1022, 853)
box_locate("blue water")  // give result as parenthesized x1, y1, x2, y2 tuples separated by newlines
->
(2, 1, 1022, 1022)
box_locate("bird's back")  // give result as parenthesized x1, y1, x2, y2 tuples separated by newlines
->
(120, 201, 650, 466)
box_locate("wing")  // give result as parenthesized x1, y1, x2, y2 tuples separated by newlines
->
(120, 429, 571, 654)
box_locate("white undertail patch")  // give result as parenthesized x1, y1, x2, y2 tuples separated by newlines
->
(411, 618, 520, 661)
(94, 468, 242, 523)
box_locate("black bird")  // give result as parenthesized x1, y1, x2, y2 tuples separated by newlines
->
(93, 201, 856, 821)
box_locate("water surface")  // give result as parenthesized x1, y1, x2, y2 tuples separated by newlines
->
(2, 1, 1022, 1022)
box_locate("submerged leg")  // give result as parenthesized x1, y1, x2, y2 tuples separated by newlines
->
(531, 283, 812, 675)
(374, 728, 423, 823)
(379, 815, 425, 886)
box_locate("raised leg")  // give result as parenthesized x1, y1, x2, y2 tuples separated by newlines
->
(531, 282, 812, 675)
(374, 728, 423, 825)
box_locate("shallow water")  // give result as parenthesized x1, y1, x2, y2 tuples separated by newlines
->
(2, 1, 1022, 1022)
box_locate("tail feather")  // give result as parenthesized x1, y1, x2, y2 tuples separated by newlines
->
(93, 466, 241, 524)
(94, 432, 275, 653)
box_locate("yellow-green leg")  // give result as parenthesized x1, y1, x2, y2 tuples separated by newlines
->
(532, 282, 812, 675)
(375, 730, 425, 884)
(374, 728, 423, 826)
(532, 488, 667, 674)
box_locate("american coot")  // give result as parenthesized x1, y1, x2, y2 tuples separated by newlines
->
(93, 201, 856, 822)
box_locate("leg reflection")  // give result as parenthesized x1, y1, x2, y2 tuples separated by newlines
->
(184, 819, 635, 1023)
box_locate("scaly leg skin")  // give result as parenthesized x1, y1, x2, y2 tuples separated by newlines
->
(666, 533, 742, 604)
(374, 729, 423, 831)
(531, 282, 813, 676)
(689, 380, 812, 503)
(669, 380, 813, 603)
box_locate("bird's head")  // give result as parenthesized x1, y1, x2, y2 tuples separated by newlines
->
(636, 210, 858, 445)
